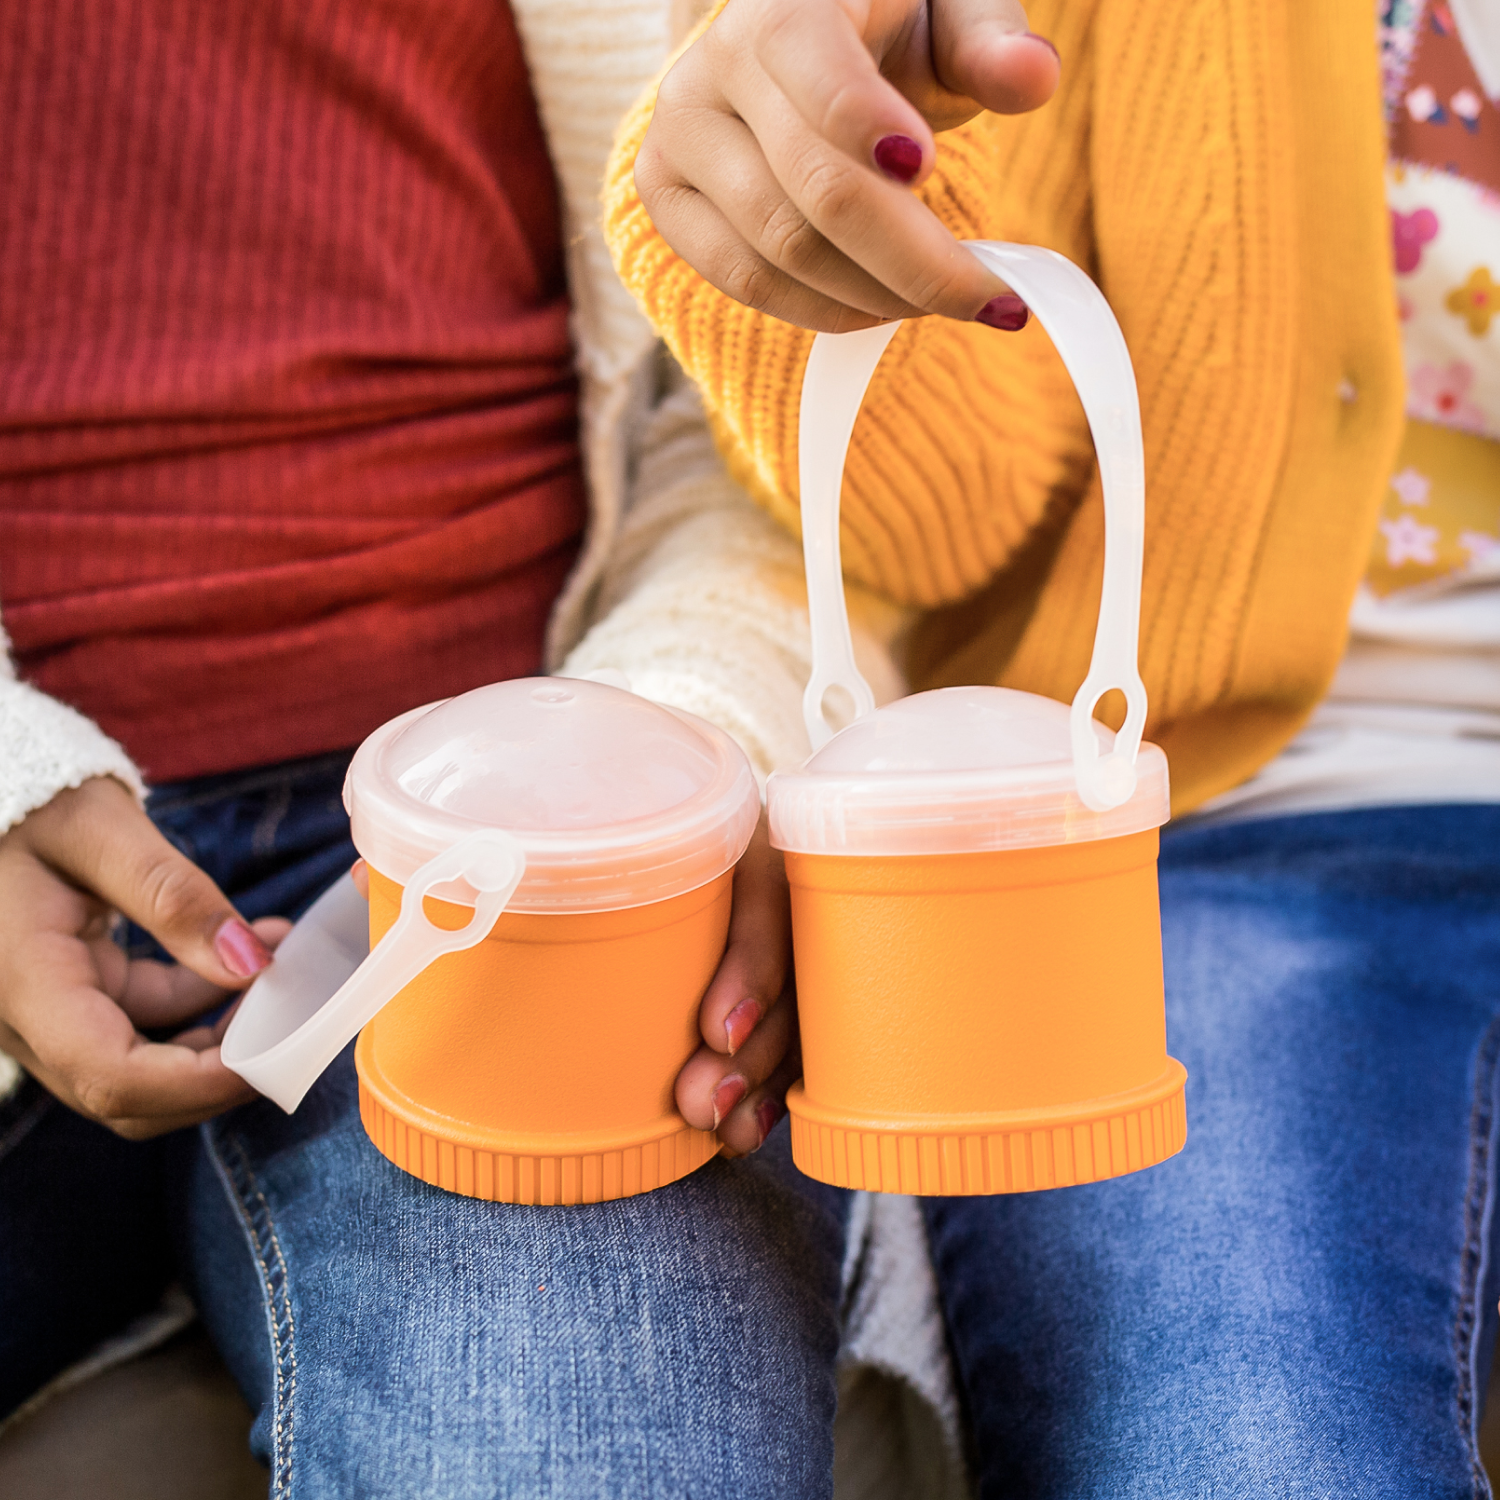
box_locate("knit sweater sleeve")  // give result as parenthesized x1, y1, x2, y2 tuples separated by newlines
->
(0, 621, 145, 835)
(601, 21, 1098, 613)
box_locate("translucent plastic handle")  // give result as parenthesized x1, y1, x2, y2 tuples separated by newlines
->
(795, 242, 1147, 809)
(965, 242, 1146, 811)
(797, 320, 900, 750)
(221, 829, 525, 1112)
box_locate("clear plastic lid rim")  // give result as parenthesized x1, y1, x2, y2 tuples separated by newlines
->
(768, 743, 1169, 857)
(346, 700, 761, 913)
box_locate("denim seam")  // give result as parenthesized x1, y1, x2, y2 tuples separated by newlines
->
(205, 1122, 299, 1498)
(0, 1089, 50, 1166)
(1455, 1013, 1500, 1499)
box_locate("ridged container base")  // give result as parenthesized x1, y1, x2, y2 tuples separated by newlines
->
(788, 1061, 1187, 1196)
(356, 1038, 720, 1206)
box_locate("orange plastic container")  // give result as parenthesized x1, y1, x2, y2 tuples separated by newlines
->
(337, 678, 760, 1205)
(356, 866, 731, 1206)
(768, 687, 1185, 1196)
(221, 677, 761, 1206)
(775, 254, 1190, 1195)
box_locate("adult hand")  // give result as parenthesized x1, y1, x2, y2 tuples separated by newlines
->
(636, 0, 1059, 332)
(675, 810, 800, 1155)
(0, 776, 288, 1139)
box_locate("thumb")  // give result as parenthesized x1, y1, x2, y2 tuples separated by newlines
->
(27, 777, 273, 988)
(931, 0, 1060, 117)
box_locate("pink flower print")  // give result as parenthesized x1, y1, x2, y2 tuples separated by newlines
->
(1409, 360, 1486, 430)
(1406, 84, 1446, 123)
(1452, 88, 1482, 132)
(1391, 207, 1439, 273)
(1459, 530, 1498, 561)
(1379, 514, 1441, 567)
(1390, 466, 1431, 505)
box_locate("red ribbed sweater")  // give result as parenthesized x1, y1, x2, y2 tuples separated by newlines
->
(0, 0, 585, 782)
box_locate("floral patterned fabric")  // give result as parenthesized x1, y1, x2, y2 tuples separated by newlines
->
(1373, 0, 1499, 595)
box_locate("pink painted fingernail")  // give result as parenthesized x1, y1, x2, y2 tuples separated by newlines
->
(753, 1098, 784, 1151)
(976, 294, 1030, 332)
(712, 1074, 748, 1129)
(724, 997, 762, 1056)
(1025, 32, 1060, 62)
(873, 134, 923, 184)
(215, 918, 271, 978)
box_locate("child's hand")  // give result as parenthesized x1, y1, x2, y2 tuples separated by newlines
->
(674, 810, 800, 1155)
(635, 0, 1059, 331)
(0, 777, 286, 1138)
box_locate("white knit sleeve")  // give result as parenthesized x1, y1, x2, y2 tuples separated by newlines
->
(0, 623, 145, 835)
(560, 373, 910, 780)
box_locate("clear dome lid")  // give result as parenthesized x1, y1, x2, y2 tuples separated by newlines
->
(767, 686, 1169, 857)
(346, 678, 760, 911)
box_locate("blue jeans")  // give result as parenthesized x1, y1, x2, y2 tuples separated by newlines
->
(929, 804, 1500, 1499)
(1, 756, 1497, 1498)
(0, 752, 850, 1497)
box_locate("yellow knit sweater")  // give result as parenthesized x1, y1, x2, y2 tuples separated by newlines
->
(603, 0, 1405, 813)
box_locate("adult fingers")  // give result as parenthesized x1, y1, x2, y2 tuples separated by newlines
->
(1, 978, 254, 1138)
(931, 0, 1060, 116)
(21, 778, 272, 991)
(696, 812, 792, 1056)
(104, 916, 292, 1029)
(676, 988, 798, 1152)
(718, 1024, 804, 1157)
(742, 0, 937, 185)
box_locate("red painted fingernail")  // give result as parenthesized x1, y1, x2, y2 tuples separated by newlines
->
(1025, 32, 1060, 62)
(753, 1098, 783, 1151)
(873, 134, 923, 184)
(724, 997, 762, 1056)
(215, 918, 271, 978)
(712, 1074, 748, 1130)
(976, 294, 1030, 332)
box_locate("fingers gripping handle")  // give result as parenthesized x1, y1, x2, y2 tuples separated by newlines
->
(795, 245, 1147, 809)
(797, 321, 899, 751)
(222, 830, 525, 1112)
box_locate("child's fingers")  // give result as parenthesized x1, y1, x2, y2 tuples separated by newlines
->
(931, 0, 1059, 116)
(743, 0, 937, 185)
(647, 106, 918, 322)
(726, 67, 1007, 322)
(633, 161, 890, 332)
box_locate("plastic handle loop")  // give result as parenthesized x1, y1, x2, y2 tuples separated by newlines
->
(221, 829, 525, 1112)
(795, 242, 1147, 810)
(797, 320, 899, 751)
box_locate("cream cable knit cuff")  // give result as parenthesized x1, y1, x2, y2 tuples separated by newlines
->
(0, 674, 144, 836)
